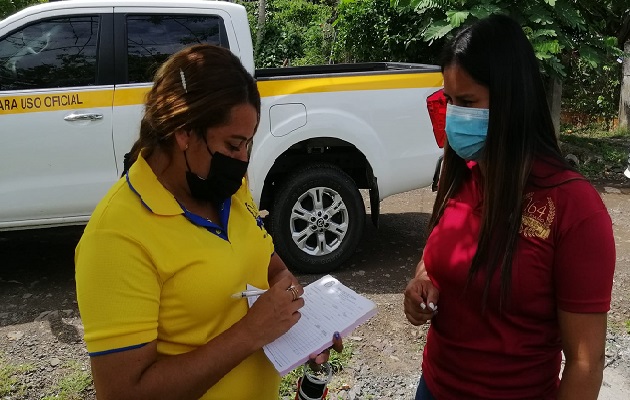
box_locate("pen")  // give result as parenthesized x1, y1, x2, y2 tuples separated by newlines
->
(231, 289, 267, 299)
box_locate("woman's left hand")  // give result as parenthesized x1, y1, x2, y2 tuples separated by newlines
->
(308, 331, 344, 367)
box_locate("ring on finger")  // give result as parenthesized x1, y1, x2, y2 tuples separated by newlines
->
(287, 286, 299, 301)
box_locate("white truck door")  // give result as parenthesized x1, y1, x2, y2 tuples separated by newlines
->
(110, 7, 238, 170)
(0, 8, 116, 228)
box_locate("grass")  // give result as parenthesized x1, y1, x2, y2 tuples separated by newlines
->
(0, 354, 36, 397)
(559, 124, 630, 181)
(41, 361, 92, 400)
(625, 320, 630, 335)
(278, 342, 353, 398)
(0, 354, 91, 400)
(42, 361, 92, 400)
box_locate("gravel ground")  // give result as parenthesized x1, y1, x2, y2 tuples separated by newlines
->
(1, 182, 630, 399)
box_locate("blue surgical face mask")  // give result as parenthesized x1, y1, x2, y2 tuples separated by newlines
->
(445, 104, 489, 161)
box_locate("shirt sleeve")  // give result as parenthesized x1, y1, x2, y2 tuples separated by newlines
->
(553, 209, 615, 313)
(75, 229, 161, 355)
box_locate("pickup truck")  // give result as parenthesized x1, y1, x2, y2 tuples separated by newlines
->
(0, 0, 444, 273)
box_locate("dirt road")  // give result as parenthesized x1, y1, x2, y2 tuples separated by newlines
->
(1, 186, 629, 399)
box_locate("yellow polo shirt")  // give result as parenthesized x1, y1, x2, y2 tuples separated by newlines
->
(75, 154, 280, 399)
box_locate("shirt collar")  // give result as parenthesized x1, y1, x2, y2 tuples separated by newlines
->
(466, 160, 482, 183)
(126, 152, 183, 216)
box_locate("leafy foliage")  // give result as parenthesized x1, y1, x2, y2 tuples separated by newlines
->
(0, 0, 46, 20)
(390, 0, 624, 80)
(238, 0, 442, 67)
(238, 0, 335, 68)
(331, 0, 441, 64)
(562, 59, 622, 127)
(389, 0, 627, 130)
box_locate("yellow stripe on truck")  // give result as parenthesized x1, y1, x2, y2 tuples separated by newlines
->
(0, 72, 443, 115)
(114, 86, 150, 106)
(0, 89, 113, 115)
(257, 71, 444, 97)
(0, 87, 148, 115)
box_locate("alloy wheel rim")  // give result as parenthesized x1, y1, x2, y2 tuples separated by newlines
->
(289, 186, 349, 256)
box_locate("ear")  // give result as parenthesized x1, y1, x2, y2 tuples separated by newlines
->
(174, 129, 190, 151)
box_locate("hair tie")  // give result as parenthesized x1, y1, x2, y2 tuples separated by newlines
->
(179, 69, 187, 93)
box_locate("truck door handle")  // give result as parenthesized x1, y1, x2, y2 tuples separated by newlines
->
(64, 112, 103, 121)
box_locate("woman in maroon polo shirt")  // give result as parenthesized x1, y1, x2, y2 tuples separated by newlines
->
(404, 14, 615, 400)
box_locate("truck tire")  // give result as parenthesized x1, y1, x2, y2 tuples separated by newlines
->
(270, 164, 365, 274)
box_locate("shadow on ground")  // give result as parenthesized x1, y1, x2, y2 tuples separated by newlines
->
(0, 226, 83, 327)
(297, 211, 431, 294)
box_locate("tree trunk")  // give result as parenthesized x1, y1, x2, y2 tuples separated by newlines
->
(618, 41, 630, 129)
(255, 0, 267, 57)
(546, 77, 562, 136)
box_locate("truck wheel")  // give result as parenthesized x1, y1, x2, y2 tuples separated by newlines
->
(270, 164, 365, 274)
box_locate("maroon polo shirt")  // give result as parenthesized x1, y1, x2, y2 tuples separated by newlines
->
(421, 159, 615, 399)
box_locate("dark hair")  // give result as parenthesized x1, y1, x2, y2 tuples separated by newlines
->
(429, 14, 569, 309)
(124, 44, 261, 171)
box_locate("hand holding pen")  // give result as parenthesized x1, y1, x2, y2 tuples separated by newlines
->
(232, 285, 301, 300)
(236, 275, 305, 347)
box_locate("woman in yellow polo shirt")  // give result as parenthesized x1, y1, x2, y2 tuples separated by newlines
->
(75, 44, 339, 399)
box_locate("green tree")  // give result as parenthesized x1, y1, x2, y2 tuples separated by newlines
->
(391, 0, 623, 79)
(332, 0, 440, 64)
(562, 58, 621, 127)
(239, 0, 335, 68)
(391, 0, 626, 131)
(0, 0, 46, 20)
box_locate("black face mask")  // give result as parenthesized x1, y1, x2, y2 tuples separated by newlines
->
(185, 146, 249, 205)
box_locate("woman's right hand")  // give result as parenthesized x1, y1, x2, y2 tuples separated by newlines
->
(404, 267, 439, 326)
(242, 275, 305, 346)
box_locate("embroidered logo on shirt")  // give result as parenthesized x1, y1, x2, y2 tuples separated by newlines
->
(245, 201, 267, 237)
(520, 192, 555, 240)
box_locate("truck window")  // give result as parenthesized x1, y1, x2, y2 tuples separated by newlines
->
(0, 16, 99, 91)
(126, 15, 227, 83)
